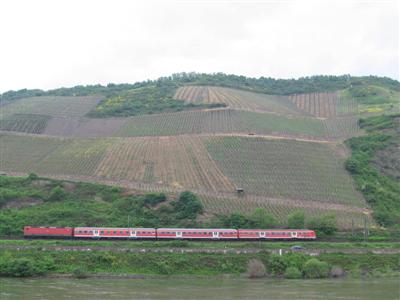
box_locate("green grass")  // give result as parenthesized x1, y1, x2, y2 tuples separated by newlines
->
(205, 136, 365, 207)
(341, 85, 400, 115)
(1, 239, 399, 249)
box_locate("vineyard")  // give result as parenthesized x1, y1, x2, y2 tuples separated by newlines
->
(0, 132, 370, 228)
(95, 136, 236, 192)
(174, 86, 302, 115)
(116, 109, 356, 140)
(43, 117, 127, 137)
(0, 96, 101, 118)
(204, 136, 365, 207)
(288, 92, 359, 118)
(0, 114, 51, 134)
(199, 195, 372, 228)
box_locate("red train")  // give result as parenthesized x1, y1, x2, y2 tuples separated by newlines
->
(24, 226, 316, 240)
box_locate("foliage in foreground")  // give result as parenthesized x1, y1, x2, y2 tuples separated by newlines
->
(345, 114, 400, 227)
(0, 249, 398, 278)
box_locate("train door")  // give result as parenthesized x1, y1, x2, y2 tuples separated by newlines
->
(259, 231, 266, 238)
(93, 230, 99, 238)
(176, 231, 182, 238)
(130, 230, 137, 238)
(212, 232, 219, 239)
(291, 231, 298, 238)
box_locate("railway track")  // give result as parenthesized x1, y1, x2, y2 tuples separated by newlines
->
(1, 236, 399, 243)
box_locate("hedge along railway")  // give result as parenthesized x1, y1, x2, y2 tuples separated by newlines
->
(174, 86, 303, 115)
(288, 92, 359, 118)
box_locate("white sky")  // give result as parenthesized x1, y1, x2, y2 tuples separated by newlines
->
(0, 0, 398, 92)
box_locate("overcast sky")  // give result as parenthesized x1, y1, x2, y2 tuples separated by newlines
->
(0, 0, 398, 92)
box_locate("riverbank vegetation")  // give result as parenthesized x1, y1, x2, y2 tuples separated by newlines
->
(0, 248, 398, 279)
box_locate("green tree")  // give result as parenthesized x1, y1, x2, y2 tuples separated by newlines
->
(250, 208, 276, 228)
(303, 258, 330, 279)
(173, 191, 203, 219)
(287, 211, 305, 229)
(48, 186, 67, 202)
(307, 214, 337, 236)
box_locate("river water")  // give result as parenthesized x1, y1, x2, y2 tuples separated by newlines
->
(0, 277, 399, 300)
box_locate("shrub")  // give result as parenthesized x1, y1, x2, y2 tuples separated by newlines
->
(307, 214, 337, 236)
(48, 186, 67, 202)
(246, 259, 266, 278)
(284, 266, 302, 279)
(173, 191, 203, 219)
(72, 267, 88, 279)
(28, 173, 39, 180)
(287, 211, 305, 229)
(330, 266, 345, 278)
(0, 258, 51, 277)
(267, 254, 287, 276)
(143, 193, 166, 207)
(303, 258, 330, 279)
(250, 208, 276, 228)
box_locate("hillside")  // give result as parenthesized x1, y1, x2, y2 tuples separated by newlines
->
(1, 73, 399, 230)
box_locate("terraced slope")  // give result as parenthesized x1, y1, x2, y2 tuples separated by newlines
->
(0, 96, 101, 118)
(288, 92, 358, 118)
(117, 109, 358, 140)
(95, 136, 235, 192)
(174, 86, 302, 115)
(0, 133, 370, 228)
(0, 114, 51, 134)
(204, 136, 364, 207)
(43, 117, 126, 137)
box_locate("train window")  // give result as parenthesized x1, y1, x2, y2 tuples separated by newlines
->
(107, 231, 110, 234)
(84, 230, 87, 234)
(120, 231, 123, 234)
(100, 231, 104, 234)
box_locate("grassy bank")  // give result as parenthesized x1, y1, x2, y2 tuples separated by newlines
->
(1, 239, 400, 249)
(0, 248, 398, 279)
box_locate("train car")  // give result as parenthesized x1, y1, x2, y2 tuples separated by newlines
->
(238, 229, 316, 240)
(73, 227, 156, 239)
(24, 226, 74, 238)
(156, 228, 238, 239)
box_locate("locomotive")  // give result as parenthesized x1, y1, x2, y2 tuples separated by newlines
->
(24, 226, 316, 240)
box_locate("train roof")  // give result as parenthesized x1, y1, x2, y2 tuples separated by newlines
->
(157, 228, 237, 231)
